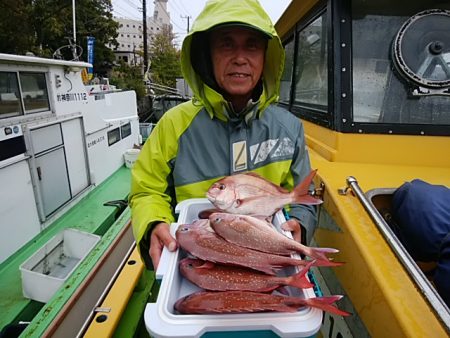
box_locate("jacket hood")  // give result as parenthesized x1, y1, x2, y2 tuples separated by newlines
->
(181, 0, 285, 121)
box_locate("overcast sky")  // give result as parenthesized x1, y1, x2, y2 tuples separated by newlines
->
(111, 0, 290, 47)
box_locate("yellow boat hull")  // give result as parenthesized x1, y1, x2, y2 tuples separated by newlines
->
(306, 121, 450, 337)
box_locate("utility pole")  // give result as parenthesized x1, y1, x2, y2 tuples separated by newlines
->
(142, 0, 148, 72)
(181, 15, 191, 34)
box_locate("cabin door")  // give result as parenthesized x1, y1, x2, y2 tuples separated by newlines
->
(34, 143, 71, 217)
(29, 118, 89, 221)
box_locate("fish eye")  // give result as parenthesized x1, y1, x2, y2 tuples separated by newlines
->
(180, 227, 189, 232)
(219, 184, 226, 190)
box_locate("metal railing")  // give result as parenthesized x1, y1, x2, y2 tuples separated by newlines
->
(341, 176, 450, 333)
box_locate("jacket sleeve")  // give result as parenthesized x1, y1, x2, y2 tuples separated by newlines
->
(129, 118, 178, 262)
(285, 120, 317, 245)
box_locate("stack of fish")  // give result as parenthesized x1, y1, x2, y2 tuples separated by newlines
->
(174, 170, 350, 317)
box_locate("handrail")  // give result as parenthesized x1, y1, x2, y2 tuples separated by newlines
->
(343, 176, 450, 333)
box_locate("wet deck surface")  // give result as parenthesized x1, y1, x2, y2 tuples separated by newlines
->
(0, 166, 131, 330)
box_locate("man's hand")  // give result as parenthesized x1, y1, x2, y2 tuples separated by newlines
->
(281, 218, 302, 242)
(149, 222, 178, 269)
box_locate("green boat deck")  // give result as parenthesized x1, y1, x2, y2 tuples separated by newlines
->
(0, 166, 133, 333)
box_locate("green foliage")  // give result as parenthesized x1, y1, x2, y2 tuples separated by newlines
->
(0, 0, 35, 53)
(148, 27, 181, 90)
(0, 0, 118, 73)
(109, 62, 146, 100)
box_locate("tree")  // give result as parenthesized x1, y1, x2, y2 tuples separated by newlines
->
(148, 26, 181, 90)
(0, 0, 35, 53)
(109, 62, 146, 100)
(0, 0, 118, 74)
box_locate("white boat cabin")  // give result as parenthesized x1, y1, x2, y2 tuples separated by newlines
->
(0, 53, 140, 263)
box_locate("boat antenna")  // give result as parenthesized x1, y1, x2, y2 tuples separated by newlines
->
(72, 0, 78, 60)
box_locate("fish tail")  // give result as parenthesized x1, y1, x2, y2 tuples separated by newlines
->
(292, 169, 323, 205)
(303, 296, 352, 317)
(306, 247, 339, 261)
(285, 260, 315, 289)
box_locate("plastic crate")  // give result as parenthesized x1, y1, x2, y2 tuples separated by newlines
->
(20, 228, 100, 303)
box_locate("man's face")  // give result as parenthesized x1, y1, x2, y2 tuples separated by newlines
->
(210, 26, 266, 104)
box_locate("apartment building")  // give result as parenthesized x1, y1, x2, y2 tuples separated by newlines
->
(112, 0, 171, 65)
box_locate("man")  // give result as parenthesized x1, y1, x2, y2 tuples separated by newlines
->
(129, 0, 317, 269)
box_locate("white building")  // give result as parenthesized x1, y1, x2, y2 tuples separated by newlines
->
(112, 0, 171, 66)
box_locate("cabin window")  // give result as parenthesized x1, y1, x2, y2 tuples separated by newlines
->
(0, 72, 21, 118)
(351, 0, 450, 125)
(280, 37, 295, 104)
(292, 13, 328, 112)
(121, 122, 131, 139)
(107, 128, 121, 146)
(0, 71, 49, 119)
(19, 73, 50, 114)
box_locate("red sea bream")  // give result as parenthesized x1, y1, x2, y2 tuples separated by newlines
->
(175, 290, 351, 316)
(175, 220, 327, 275)
(209, 212, 339, 261)
(179, 257, 314, 292)
(206, 169, 322, 216)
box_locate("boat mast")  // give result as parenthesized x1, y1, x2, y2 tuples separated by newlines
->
(72, 0, 78, 60)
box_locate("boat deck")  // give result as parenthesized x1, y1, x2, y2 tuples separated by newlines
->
(0, 166, 132, 332)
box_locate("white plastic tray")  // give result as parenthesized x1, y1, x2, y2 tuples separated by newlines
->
(20, 228, 100, 303)
(145, 198, 322, 338)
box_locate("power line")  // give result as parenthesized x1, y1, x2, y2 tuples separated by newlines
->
(113, 3, 140, 19)
(173, 0, 192, 18)
(169, 0, 189, 18)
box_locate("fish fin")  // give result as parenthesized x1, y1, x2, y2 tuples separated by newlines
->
(243, 172, 265, 179)
(197, 261, 215, 269)
(297, 195, 323, 205)
(303, 296, 352, 317)
(307, 247, 339, 261)
(259, 267, 278, 276)
(235, 196, 266, 208)
(245, 214, 273, 223)
(240, 177, 290, 194)
(286, 260, 315, 289)
(292, 169, 323, 205)
(312, 259, 345, 267)
(276, 286, 290, 295)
